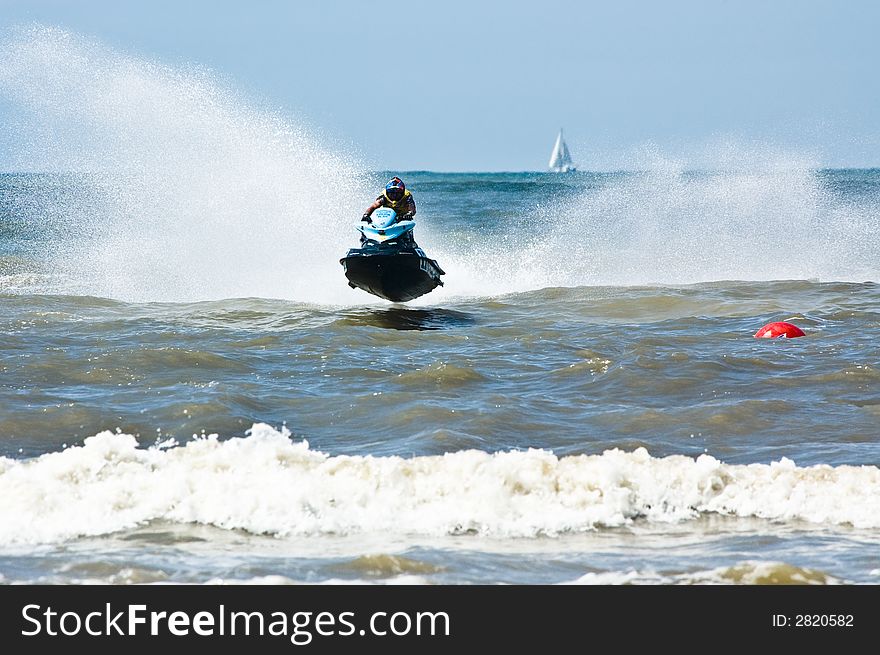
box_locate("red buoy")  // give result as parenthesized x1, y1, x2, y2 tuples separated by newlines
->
(754, 321, 805, 339)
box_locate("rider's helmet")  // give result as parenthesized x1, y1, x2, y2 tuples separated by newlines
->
(385, 177, 405, 202)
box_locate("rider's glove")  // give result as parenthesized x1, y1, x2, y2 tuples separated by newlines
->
(361, 215, 371, 222)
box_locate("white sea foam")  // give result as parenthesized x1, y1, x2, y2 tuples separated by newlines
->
(564, 560, 842, 585)
(203, 575, 431, 586)
(0, 423, 877, 546)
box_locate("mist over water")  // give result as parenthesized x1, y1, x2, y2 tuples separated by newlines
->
(2, 26, 879, 305)
(552, 161, 880, 286)
(0, 25, 371, 303)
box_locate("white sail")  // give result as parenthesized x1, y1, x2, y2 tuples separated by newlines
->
(548, 132, 564, 168)
(548, 128, 575, 172)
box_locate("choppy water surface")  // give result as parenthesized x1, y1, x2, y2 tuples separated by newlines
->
(1, 26, 879, 584)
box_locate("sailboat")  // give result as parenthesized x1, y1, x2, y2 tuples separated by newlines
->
(548, 128, 576, 173)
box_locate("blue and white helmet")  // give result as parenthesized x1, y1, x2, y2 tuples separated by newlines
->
(385, 177, 405, 201)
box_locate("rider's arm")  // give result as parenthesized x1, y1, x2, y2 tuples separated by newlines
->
(362, 196, 385, 219)
(404, 195, 416, 218)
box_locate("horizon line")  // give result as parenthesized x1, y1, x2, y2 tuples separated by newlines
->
(3, 166, 880, 176)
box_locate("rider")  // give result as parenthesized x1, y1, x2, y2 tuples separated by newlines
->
(361, 176, 416, 223)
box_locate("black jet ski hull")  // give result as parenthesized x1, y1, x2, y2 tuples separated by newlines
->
(340, 245, 445, 302)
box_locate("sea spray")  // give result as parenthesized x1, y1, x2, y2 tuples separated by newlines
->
(429, 151, 880, 299)
(0, 25, 373, 302)
(3, 27, 880, 304)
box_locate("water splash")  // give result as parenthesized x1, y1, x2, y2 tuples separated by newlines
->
(562, 152, 878, 285)
(430, 150, 880, 299)
(3, 26, 878, 304)
(0, 25, 373, 303)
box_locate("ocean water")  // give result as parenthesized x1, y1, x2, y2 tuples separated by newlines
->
(1, 26, 880, 585)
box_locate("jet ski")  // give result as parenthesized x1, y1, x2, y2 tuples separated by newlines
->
(340, 207, 445, 302)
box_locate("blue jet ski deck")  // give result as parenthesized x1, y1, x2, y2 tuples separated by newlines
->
(340, 208, 445, 302)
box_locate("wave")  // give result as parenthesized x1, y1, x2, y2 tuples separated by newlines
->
(0, 423, 877, 546)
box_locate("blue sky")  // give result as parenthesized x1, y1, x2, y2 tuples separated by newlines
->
(1, 0, 878, 170)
